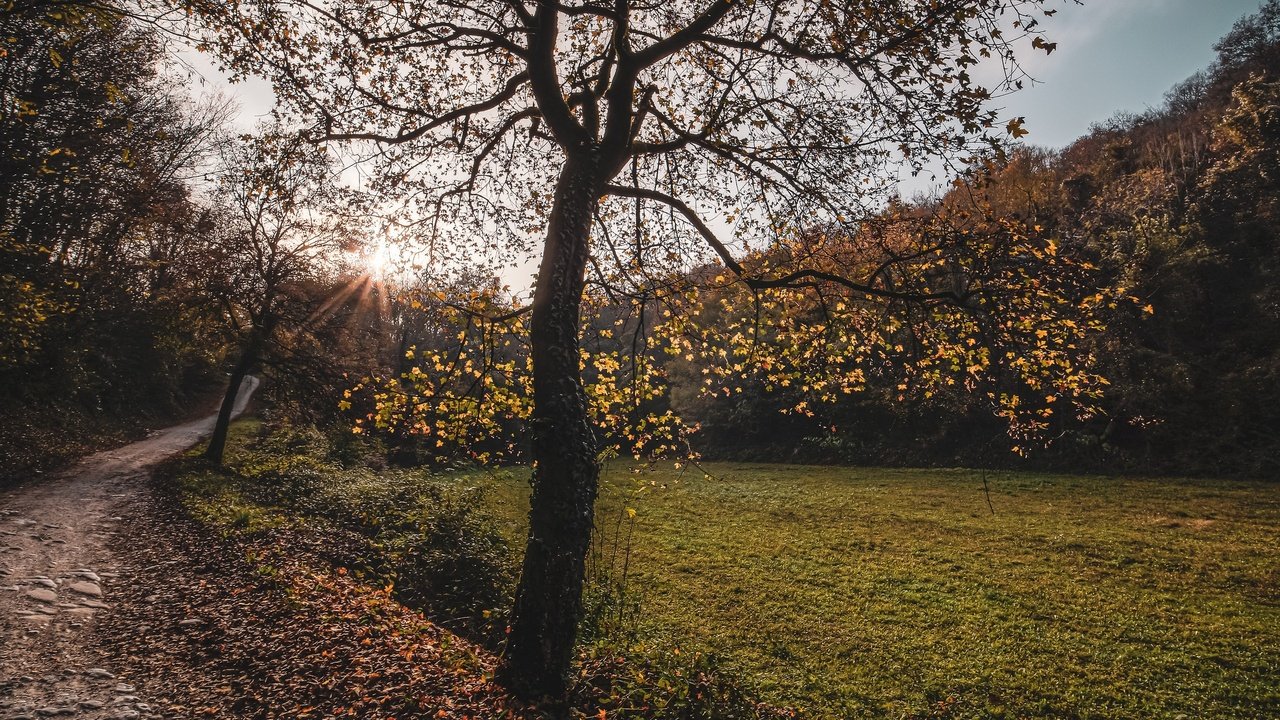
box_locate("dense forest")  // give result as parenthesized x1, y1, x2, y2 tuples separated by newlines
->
(3, 1, 1279, 485)
(0, 3, 382, 481)
(0, 5, 234, 475)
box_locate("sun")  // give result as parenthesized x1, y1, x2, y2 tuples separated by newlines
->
(364, 241, 392, 281)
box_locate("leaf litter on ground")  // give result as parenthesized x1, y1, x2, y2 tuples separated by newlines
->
(96, 472, 539, 720)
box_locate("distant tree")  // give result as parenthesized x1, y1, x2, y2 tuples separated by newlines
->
(185, 0, 1111, 698)
(1213, 0, 1280, 73)
(202, 131, 357, 463)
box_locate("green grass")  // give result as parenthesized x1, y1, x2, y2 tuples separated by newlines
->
(467, 463, 1279, 719)
(176, 418, 293, 534)
(173, 426, 1279, 719)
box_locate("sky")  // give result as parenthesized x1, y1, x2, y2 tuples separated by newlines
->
(177, 0, 1267, 283)
(996, 0, 1263, 149)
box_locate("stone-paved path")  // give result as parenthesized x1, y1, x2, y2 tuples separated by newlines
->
(0, 378, 258, 720)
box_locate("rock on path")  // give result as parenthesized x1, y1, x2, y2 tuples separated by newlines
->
(0, 377, 257, 720)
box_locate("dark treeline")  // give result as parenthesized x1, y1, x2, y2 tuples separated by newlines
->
(0, 4, 227, 481)
(673, 3, 1280, 478)
(0, 2, 380, 485)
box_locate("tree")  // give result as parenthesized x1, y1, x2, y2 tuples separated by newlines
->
(0, 0, 243, 484)
(184, 0, 1101, 699)
(202, 130, 356, 463)
(1213, 0, 1280, 75)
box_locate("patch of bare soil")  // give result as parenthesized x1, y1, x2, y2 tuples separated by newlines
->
(1148, 515, 1219, 530)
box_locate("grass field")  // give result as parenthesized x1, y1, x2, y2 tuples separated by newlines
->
(467, 462, 1279, 719)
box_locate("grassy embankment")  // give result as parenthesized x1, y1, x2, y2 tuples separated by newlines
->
(182, 422, 1280, 719)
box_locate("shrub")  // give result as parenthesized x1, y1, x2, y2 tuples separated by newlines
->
(200, 424, 518, 643)
(362, 481, 516, 641)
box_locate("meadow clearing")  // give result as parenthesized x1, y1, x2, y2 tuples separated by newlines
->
(471, 462, 1279, 719)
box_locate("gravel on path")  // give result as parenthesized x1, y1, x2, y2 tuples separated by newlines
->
(0, 378, 258, 720)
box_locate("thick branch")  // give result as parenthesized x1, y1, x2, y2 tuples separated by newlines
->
(322, 71, 531, 144)
(742, 268, 968, 304)
(528, 1, 587, 146)
(604, 183, 743, 273)
(603, 184, 969, 306)
(632, 0, 737, 69)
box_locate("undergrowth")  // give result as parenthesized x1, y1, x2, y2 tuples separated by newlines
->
(177, 419, 515, 643)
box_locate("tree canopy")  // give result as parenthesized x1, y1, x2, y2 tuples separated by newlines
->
(186, 0, 1064, 274)
(0, 0, 238, 479)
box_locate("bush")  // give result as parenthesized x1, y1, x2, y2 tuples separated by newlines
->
(182, 423, 518, 643)
(358, 481, 515, 641)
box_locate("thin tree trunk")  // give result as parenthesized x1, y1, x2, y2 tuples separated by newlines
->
(499, 155, 603, 700)
(204, 326, 265, 464)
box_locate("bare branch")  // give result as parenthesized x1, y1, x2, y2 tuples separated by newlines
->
(322, 71, 532, 144)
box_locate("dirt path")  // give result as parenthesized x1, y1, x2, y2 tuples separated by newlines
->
(0, 378, 259, 720)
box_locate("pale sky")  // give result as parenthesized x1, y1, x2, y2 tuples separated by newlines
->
(1000, 0, 1262, 148)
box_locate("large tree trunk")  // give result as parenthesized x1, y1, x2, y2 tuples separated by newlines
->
(499, 155, 603, 700)
(204, 326, 266, 465)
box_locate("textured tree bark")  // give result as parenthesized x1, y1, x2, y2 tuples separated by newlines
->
(499, 154, 603, 700)
(204, 325, 266, 464)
